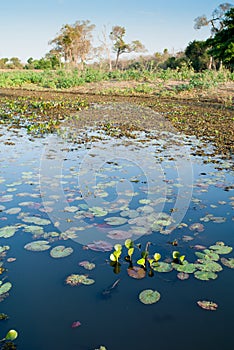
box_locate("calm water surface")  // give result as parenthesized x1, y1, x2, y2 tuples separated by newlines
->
(0, 117, 233, 350)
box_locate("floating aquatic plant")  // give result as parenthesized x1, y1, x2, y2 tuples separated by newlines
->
(0, 282, 12, 295)
(50, 245, 73, 258)
(139, 289, 161, 305)
(110, 244, 122, 263)
(104, 217, 128, 225)
(86, 241, 113, 252)
(24, 240, 51, 251)
(194, 271, 218, 281)
(79, 261, 96, 270)
(0, 226, 18, 239)
(172, 251, 185, 264)
(151, 261, 173, 273)
(197, 300, 218, 310)
(209, 242, 233, 255)
(127, 266, 146, 279)
(220, 257, 234, 269)
(65, 274, 95, 286)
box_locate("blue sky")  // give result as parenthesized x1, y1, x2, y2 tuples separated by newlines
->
(0, 0, 230, 62)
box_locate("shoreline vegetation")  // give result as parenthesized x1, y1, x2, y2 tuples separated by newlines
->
(0, 68, 233, 158)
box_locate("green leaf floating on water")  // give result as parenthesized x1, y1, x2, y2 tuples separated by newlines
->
(89, 206, 108, 217)
(221, 257, 234, 269)
(195, 250, 220, 261)
(22, 216, 51, 225)
(24, 240, 51, 251)
(139, 289, 161, 305)
(50, 246, 73, 258)
(196, 260, 223, 272)
(0, 282, 12, 295)
(209, 242, 233, 255)
(172, 262, 197, 273)
(151, 262, 173, 273)
(66, 274, 95, 286)
(194, 271, 218, 281)
(0, 226, 18, 238)
(104, 217, 128, 225)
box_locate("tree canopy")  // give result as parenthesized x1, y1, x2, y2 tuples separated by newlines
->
(206, 7, 234, 69)
(110, 26, 146, 68)
(49, 20, 95, 69)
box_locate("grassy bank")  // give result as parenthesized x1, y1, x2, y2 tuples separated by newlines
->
(0, 67, 233, 91)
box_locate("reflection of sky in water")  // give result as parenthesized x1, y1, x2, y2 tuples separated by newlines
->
(0, 124, 234, 350)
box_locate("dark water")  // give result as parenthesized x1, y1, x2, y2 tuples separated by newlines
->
(0, 120, 233, 350)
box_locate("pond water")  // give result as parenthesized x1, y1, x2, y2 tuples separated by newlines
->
(0, 104, 234, 350)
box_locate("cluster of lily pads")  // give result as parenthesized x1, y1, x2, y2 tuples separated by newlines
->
(0, 246, 18, 349)
(109, 239, 234, 283)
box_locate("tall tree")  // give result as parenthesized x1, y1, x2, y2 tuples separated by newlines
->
(185, 40, 210, 71)
(206, 8, 234, 70)
(110, 26, 146, 68)
(49, 20, 95, 69)
(194, 3, 233, 68)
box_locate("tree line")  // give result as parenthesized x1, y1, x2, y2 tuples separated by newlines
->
(0, 3, 233, 72)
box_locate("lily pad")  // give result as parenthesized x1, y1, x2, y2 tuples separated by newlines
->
(0, 226, 18, 238)
(104, 217, 128, 226)
(172, 262, 196, 274)
(127, 266, 146, 279)
(81, 278, 95, 285)
(0, 282, 12, 295)
(194, 271, 218, 281)
(177, 272, 190, 280)
(196, 260, 223, 273)
(86, 241, 113, 252)
(151, 262, 173, 273)
(209, 242, 233, 255)
(66, 274, 87, 286)
(221, 257, 234, 269)
(65, 274, 94, 286)
(189, 223, 204, 232)
(24, 240, 51, 251)
(139, 289, 161, 305)
(5, 208, 21, 215)
(107, 230, 132, 240)
(197, 300, 218, 310)
(22, 216, 51, 225)
(89, 207, 108, 217)
(79, 261, 96, 270)
(195, 250, 220, 261)
(50, 246, 73, 258)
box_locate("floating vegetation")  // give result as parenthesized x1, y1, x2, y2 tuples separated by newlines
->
(220, 257, 234, 269)
(50, 246, 73, 258)
(0, 313, 8, 320)
(22, 216, 51, 226)
(177, 272, 190, 280)
(0, 226, 18, 239)
(104, 217, 128, 226)
(197, 300, 218, 311)
(189, 223, 205, 232)
(0, 282, 12, 295)
(139, 289, 161, 305)
(194, 271, 218, 281)
(151, 262, 173, 273)
(71, 321, 81, 328)
(209, 242, 233, 255)
(127, 267, 146, 279)
(78, 261, 96, 270)
(86, 241, 113, 252)
(24, 240, 51, 251)
(65, 274, 95, 286)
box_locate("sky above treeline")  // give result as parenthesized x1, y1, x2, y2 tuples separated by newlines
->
(0, 0, 230, 62)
